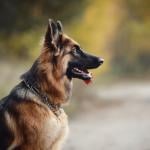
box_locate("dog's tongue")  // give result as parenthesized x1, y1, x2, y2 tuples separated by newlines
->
(83, 72, 92, 85)
(84, 79, 92, 84)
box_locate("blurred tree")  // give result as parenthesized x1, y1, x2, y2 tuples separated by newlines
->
(0, 0, 88, 59)
(111, 0, 150, 75)
(0, 0, 88, 33)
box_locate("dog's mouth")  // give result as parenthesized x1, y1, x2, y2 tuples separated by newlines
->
(72, 67, 92, 80)
(66, 66, 93, 84)
(66, 57, 104, 84)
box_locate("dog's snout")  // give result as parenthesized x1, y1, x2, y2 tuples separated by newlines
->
(97, 57, 104, 65)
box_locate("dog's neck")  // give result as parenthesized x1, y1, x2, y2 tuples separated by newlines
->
(23, 79, 61, 114)
(21, 59, 72, 106)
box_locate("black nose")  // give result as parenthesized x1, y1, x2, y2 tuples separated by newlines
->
(97, 57, 104, 65)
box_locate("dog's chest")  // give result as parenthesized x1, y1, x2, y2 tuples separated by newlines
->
(39, 109, 69, 149)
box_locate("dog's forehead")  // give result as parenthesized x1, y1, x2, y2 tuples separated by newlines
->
(62, 34, 80, 47)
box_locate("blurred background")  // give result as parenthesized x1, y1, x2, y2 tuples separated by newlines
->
(0, 0, 150, 149)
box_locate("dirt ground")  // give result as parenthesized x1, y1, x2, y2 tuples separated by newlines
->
(64, 81, 150, 150)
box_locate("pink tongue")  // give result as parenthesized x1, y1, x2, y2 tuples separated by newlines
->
(84, 79, 92, 85)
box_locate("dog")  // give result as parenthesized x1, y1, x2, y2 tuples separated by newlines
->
(0, 19, 104, 150)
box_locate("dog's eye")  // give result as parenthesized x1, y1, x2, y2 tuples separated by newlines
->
(71, 46, 81, 56)
(71, 48, 78, 55)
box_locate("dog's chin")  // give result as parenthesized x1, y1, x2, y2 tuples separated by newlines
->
(66, 67, 92, 81)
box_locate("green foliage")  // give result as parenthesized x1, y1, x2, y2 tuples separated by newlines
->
(111, 0, 150, 75)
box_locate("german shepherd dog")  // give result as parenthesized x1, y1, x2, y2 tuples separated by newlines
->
(0, 19, 104, 150)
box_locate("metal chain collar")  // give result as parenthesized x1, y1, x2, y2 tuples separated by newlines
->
(23, 80, 61, 116)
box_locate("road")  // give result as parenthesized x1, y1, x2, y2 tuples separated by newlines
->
(64, 81, 150, 150)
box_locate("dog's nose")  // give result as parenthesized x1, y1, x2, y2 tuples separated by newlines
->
(98, 57, 104, 65)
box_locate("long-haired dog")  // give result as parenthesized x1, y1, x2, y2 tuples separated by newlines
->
(0, 19, 104, 150)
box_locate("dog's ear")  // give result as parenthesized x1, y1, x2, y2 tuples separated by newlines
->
(56, 20, 63, 33)
(44, 19, 61, 56)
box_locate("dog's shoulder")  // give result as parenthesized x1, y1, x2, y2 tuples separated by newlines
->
(0, 91, 68, 149)
(0, 81, 69, 149)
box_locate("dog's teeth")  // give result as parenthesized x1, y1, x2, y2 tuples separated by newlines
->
(74, 68, 82, 73)
(88, 72, 92, 78)
(74, 68, 78, 71)
(73, 68, 90, 74)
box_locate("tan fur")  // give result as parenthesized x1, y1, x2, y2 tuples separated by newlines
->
(6, 100, 68, 150)
(5, 112, 21, 150)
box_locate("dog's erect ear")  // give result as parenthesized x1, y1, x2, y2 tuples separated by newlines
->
(44, 19, 61, 56)
(56, 20, 63, 33)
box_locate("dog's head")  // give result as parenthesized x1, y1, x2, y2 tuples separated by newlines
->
(42, 19, 104, 83)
